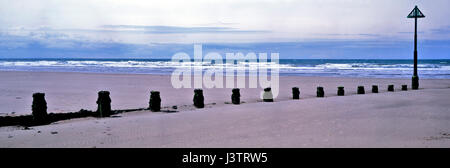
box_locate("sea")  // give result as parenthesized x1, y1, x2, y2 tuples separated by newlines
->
(0, 58, 449, 79)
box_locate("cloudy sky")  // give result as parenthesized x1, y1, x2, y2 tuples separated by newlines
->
(0, 0, 449, 59)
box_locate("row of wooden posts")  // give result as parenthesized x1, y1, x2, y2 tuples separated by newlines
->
(30, 84, 410, 123)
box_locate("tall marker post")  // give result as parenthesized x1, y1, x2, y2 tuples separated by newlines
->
(407, 6, 425, 90)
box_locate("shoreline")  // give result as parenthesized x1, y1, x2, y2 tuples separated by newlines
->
(1, 69, 450, 79)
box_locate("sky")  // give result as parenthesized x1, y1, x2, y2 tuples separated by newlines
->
(0, 0, 449, 59)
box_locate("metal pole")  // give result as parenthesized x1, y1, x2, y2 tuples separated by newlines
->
(412, 16, 419, 90)
(409, 6, 423, 90)
(414, 17, 418, 77)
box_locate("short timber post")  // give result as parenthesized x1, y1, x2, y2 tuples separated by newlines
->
(337, 86, 344, 96)
(372, 85, 379, 93)
(292, 87, 300, 99)
(402, 85, 408, 91)
(149, 91, 161, 112)
(357, 86, 365, 94)
(32, 93, 48, 124)
(316, 86, 324, 97)
(97, 91, 112, 117)
(263, 87, 274, 102)
(193, 89, 205, 108)
(231, 88, 240, 105)
(388, 85, 395, 92)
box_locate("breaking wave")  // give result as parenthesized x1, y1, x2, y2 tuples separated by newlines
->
(0, 59, 449, 79)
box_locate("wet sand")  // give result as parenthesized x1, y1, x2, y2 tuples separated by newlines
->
(0, 71, 449, 147)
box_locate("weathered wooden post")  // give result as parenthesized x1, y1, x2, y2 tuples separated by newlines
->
(149, 91, 161, 112)
(193, 89, 204, 108)
(357, 86, 365, 94)
(372, 85, 379, 93)
(292, 87, 300, 99)
(316, 86, 324, 97)
(407, 6, 425, 90)
(231, 88, 240, 105)
(402, 85, 408, 91)
(388, 85, 395, 92)
(263, 87, 274, 102)
(96, 91, 112, 117)
(337, 86, 344, 96)
(32, 93, 48, 124)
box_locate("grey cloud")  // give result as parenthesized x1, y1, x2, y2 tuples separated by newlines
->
(397, 31, 425, 34)
(318, 33, 382, 37)
(430, 26, 450, 34)
(99, 25, 270, 34)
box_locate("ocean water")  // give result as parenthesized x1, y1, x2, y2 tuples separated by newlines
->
(0, 58, 449, 79)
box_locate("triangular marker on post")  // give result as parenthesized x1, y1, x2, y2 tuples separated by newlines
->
(407, 6, 425, 18)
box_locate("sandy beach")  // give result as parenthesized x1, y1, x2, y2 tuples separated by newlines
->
(0, 71, 449, 147)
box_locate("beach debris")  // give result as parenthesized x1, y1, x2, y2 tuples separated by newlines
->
(172, 106, 178, 109)
(357, 86, 365, 94)
(96, 91, 112, 117)
(337, 86, 344, 96)
(0, 109, 96, 127)
(292, 87, 300, 99)
(3, 107, 142, 127)
(402, 85, 408, 91)
(388, 85, 395, 92)
(231, 88, 240, 104)
(372, 85, 379, 93)
(32, 93, 48, 124)
(425, 132, 450, 141)
(149, 91, 161, 112)
(262, 87, 274, 102)
(193, 89, 205, 108)
(51, 131, 58, 135)
(316, 86, 324, 97)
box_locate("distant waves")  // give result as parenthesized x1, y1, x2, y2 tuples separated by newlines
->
(0, 59, 449, 79)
